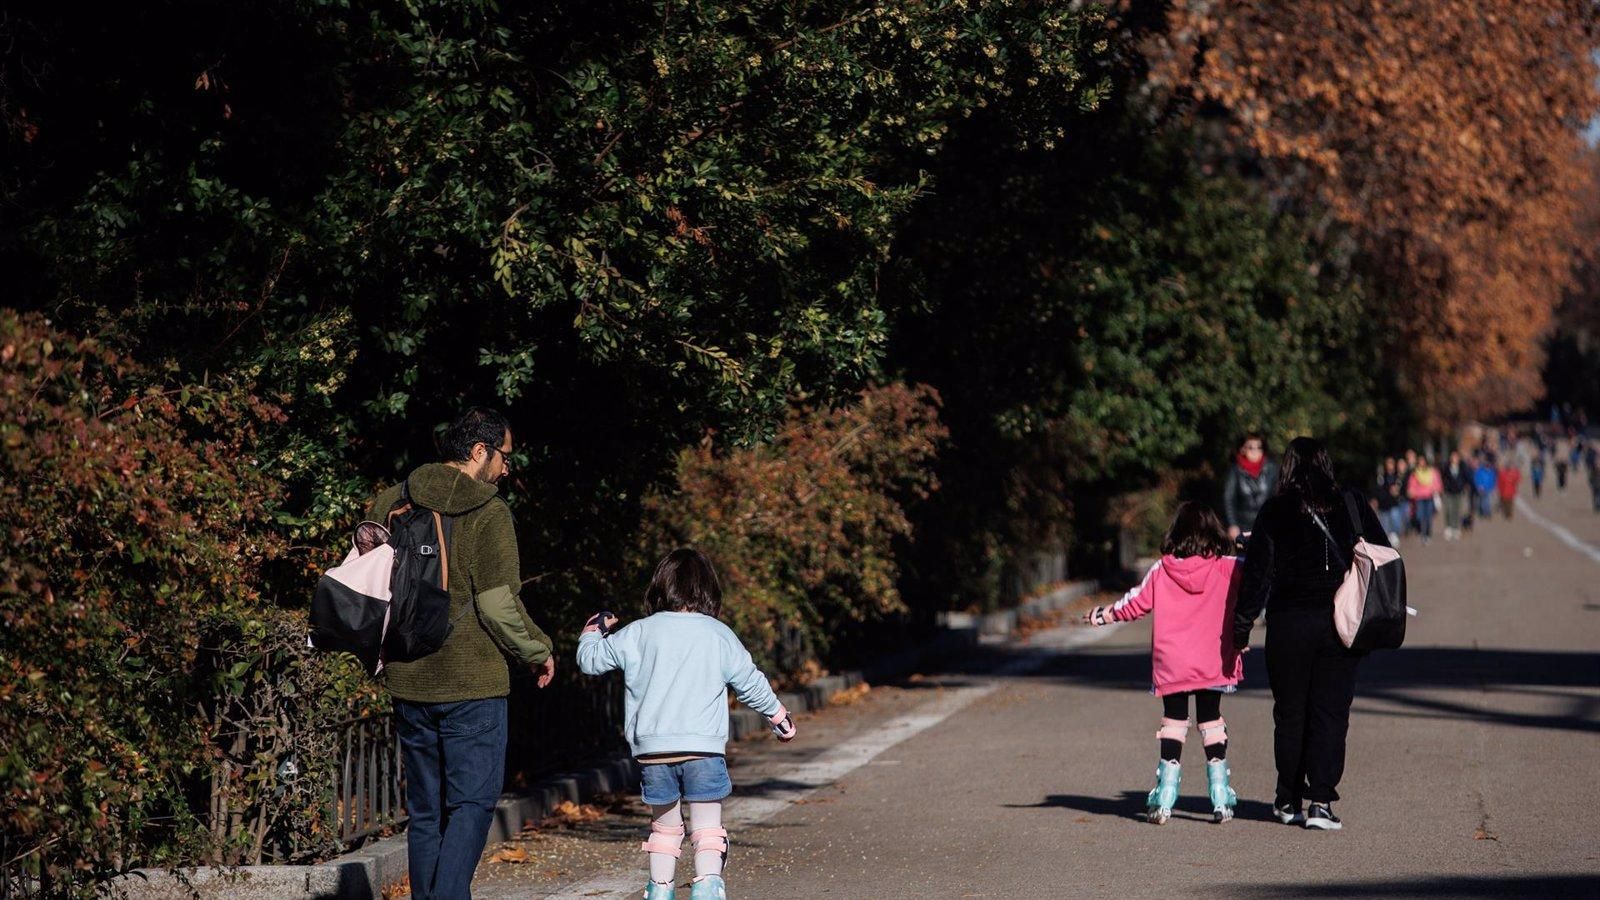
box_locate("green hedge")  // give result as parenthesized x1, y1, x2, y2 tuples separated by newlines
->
(0, 312, 379, 889)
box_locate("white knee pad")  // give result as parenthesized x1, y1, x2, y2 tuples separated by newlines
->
(641, 821, 684, 858)
(1157, 717, 1190, 742)
(691, 826, 729, 863)
(1199, 718, 1228, 747)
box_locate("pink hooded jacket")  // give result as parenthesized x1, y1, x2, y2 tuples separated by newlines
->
(1106, 554, 1244, 696)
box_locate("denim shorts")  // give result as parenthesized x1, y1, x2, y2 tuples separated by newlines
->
(639, 756, 732, 806)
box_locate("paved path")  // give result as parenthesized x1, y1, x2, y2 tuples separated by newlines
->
(476, 476, 1600, 899)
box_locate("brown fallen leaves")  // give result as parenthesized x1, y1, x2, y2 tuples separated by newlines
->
(544, 800, 607, 827)
(1013, 608, 1068, 641)
(489, 846, 532, 864)
(828, 682, 873, 707)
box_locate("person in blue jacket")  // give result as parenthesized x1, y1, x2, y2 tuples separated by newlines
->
(1473, 455, 1499, 520)
(577, 549, 797, 900)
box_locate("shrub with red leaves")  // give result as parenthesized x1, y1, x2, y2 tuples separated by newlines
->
(0, 311, 359, 888)
(639, 384, 946, 673)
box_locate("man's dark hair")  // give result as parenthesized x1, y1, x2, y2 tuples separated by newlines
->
(1161, 501, 1235, 559)
(439, 407, 510, 463)
(644, 548, 723, 617)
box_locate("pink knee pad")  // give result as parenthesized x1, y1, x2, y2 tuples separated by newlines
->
(641, 821, 685, 858)
(691, 826, 729, 861)
(1199, 718, 1228, 747)
(1156, 717, 1189, 742)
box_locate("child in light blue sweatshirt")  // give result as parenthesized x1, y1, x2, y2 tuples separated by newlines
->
(576, 548, 796, 900)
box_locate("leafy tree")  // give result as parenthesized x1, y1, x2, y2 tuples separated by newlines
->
(1144, 0, 1600, 422)
(0, 312, 375, 888)
(3, 0, 1111, 615)
(887, 116, 1381, 607)
(1543, 151, 1600, 422)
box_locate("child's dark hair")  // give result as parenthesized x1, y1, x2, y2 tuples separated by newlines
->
(1160, 501, 1234, 559)
(644, 548, 723, 616)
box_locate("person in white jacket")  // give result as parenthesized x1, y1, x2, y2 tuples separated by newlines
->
(577, 548, 796, 900)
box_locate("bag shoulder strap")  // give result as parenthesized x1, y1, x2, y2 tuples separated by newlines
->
(1308, 508, 1351, 571)
(1342, 489, 1366, 538)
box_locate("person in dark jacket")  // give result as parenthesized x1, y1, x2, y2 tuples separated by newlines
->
(1374, 457, 1405, 545)
(1234, 436, 1391, 832)
(1440, 451, 1472, 541)
(366, 407, 557, 899)
(1223, 433, 1281, 542)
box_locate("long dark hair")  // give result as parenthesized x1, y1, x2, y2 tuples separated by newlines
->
(644, 548, 723, 617)
(1160, 502, 1234, 559)
(1277, 436, 1340, 514)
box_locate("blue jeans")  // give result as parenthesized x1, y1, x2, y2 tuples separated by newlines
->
(639, 756, 733, 806)
(395, 698, 507, 900)
(1478, 491, 1495, 518)
(1382, 505, 1405, 538)
(1414, 498, 1435, 538)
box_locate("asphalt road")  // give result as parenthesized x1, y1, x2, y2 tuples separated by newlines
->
(474, 474, 1600, 899)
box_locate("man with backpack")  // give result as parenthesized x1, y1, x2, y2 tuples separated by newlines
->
(368, 407, 555, 899)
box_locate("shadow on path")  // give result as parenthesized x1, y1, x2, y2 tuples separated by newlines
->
(1219, 873, 1599, 898)
(1005, 644, 1600, 734)
(1003, 790, 1276, 825)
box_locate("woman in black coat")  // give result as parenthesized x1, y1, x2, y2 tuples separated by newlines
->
(1223, 433, 1281, 541)
(1232, 436, 1392, 831)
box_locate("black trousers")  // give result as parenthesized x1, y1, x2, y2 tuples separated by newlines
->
(1265, 609, 1361, 804)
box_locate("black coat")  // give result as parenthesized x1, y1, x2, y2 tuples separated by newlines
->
(1374, 471, 1404, 510)
(1223, 459, 1281, 532)
(1233, 487, 1392, 649)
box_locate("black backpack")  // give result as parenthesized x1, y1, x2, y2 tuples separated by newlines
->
(380, 482, 457, 663)
(309, 481, 457, 673)
(1310, 491, 1409, 652)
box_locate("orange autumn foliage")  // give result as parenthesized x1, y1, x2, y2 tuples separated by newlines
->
(1145, 0, 1600, 421)
(639, 384, 946, 673)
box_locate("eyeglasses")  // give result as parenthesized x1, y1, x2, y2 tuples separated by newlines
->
(483, 445, 512, 464)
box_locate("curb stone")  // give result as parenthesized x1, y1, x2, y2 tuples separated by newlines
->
(935, 579, 1100, 637)
(113, 580, 1096, 898)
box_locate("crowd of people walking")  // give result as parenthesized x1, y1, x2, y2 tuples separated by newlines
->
(1375, 423, 1600, 547)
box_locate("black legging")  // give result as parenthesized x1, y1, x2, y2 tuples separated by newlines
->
(1162, 690, 1222, 722)
(1159, 691, 1225, 762)
(1266, 610, 1360, 805)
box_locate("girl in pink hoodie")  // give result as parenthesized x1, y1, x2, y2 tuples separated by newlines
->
(1082, 502, 1243, 824)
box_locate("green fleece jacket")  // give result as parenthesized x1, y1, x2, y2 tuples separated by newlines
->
(365, 463, 552, 703)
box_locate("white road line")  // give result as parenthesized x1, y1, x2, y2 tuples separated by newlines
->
(1519, 501, 1600, 567)
(534, 622, 1121, 899)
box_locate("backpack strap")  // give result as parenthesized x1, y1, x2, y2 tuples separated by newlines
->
(387, 479, 415, 525)
(394, 478, 459, 595)
(433, 511, 451, 591)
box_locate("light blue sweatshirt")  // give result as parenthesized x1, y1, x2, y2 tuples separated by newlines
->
(575, 611, 783, 757)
